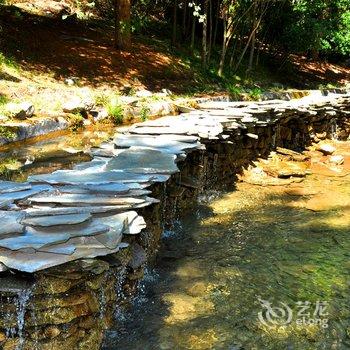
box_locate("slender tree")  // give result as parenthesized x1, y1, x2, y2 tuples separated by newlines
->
(202, 0, 209, 68)
(115, 0, 131, 50)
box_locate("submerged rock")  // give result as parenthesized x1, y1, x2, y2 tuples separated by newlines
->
(276, 147, 310, 162)
(329, 155, 344, 165)
(317, 143, 336, 155)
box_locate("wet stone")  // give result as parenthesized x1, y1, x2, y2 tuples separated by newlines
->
(317, 143, 336, 155)
(21, 213, 92, 227)
(26, 193, 147, 206)
(0, 220, 110, 251)
(0, 211, 25, 237)
(24, 205, 134, 217)
(105, 148, 179, 174)
(29, 170, 169, 185)
(0, 185, 52, 207)
(114, 134, 203, 154)
(0, 181, 32, 194)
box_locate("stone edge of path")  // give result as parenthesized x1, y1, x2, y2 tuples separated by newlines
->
(1, 88, 348, 146)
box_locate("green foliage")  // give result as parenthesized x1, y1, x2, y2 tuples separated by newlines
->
(94, 92, 110, 106)
(67, 113, 84, 131)
(249, 87, 262, 101)
(0, 95, 9, 106)
(0, 52, 19, 70)
(265, 0, 350, 57)
(0, 95, 10, 117)
(0, 126, 17, 140)
(227, 85, 244, 100)
(140, 105, 150, 121)
(226, 84, 263, 101)
(107, 98, 124, 125)
(0, 158, 22, 180)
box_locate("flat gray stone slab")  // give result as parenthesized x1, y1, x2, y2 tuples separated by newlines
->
(0, 181, 32, 194)
(28, 170, 169, 185)
(129, 118, 223, 138)
(0, 211, 25, 237)
(103, 211, 146, 235)
(73, 159, 109, 171)
(21, 213, 92, 227)
(106, 148, 179, 174)
(0, 220, 110, 251)
(114, 134, 203, 154)
(0, 185, 52, 207)
(27, 193, 146, 206)
(38, 245, 77, 255)
(24, 204, 145, 217)
(57, 185, 151, 197)
(0, 241, 125, 272)
(118, 134, 200, 143)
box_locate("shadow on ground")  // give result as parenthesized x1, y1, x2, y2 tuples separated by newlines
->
(0, 5, 196, 93)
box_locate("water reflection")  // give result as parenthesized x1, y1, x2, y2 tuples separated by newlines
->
(0, 124, 116, 182)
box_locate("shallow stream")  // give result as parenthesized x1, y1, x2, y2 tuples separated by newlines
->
(0, 124, 116, 181)
(103, 142, 350, 350)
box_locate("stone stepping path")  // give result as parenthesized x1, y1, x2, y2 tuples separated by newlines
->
(0, 92, 349, 273)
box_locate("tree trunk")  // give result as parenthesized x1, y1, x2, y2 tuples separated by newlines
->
(213, 0, 219, 48)
(202, 0, 209, 68)
(182, 0, 188, 39)
(247, 29, 256, 72)
(115, 0, 131, 50)
(207, 0, 213, 63)
(218, 14, 234, 76)
(247, 1, 257, 72)
(190, 6, 196, 55)
(218, 42, 227, 76)
(172, 0, 178, 47)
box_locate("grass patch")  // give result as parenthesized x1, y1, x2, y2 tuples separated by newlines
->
(67, 113, 84, 131)
(249, 87, 263, 100)
(0, 95, 9, 105)
(140, 105, 151, 122)
(0, 125, 17, 139)
(0, 52, 19, 71)
(94, 92, 110, 107)
(0, 94, 11, 116)
(0, 158, 22, 180)
(106, 96, 124, 125)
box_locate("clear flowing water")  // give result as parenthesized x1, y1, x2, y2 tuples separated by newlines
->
(103, 142, 350, 350)
(0, 124, 116, 182)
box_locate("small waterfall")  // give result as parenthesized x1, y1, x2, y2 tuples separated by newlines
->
(211, 153, 219, 187)
(272, 125, 278, 149)
(98, 273, 109, 320)
(15, 288, 32, 350)
(331, 119, 338, 140)
(114, 267, 127, 301)
(1, 295, 16, 338)
(162, 182, 168, 229)
(113, 267, 127, 322)
(133, 267, 159, 307)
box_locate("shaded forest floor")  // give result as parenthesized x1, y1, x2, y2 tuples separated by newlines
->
(0, 3, 350, 117)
